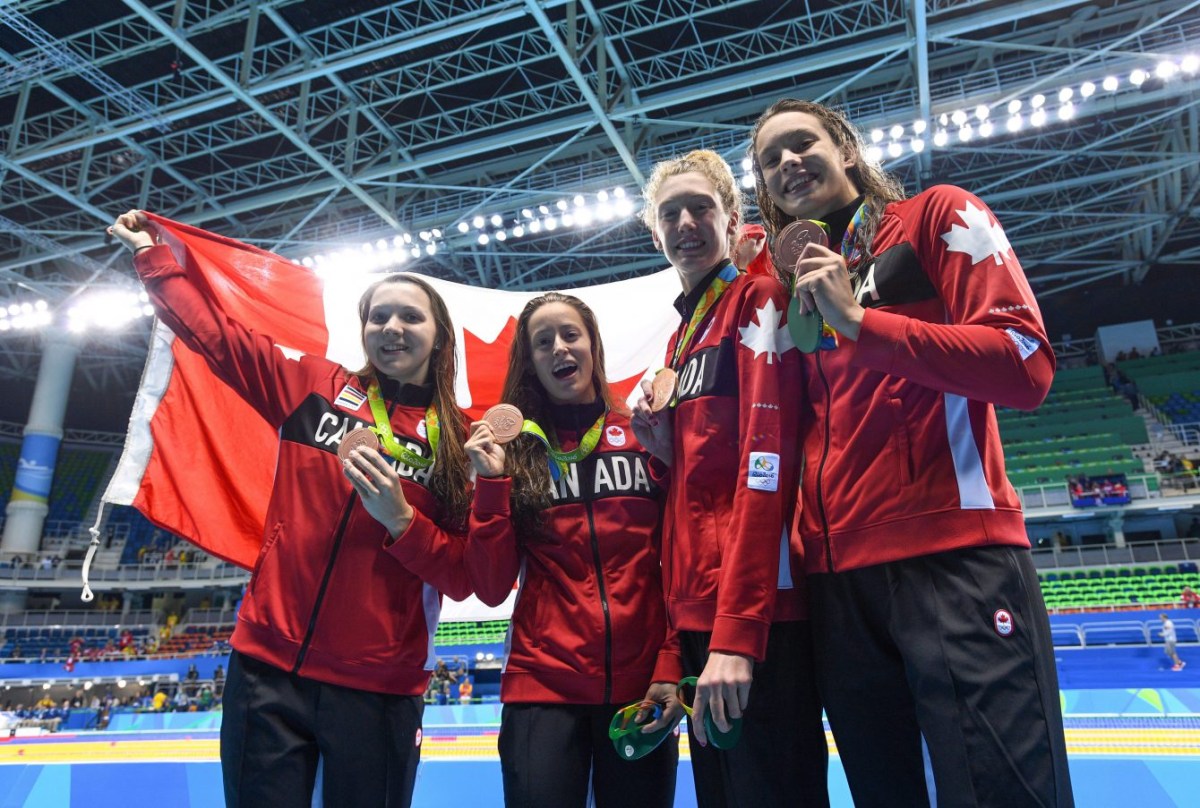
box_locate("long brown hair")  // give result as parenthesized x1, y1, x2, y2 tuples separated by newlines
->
(501, 293, 623, 537)
(355, 274, 470, 528)
(749, 99, 906, 277)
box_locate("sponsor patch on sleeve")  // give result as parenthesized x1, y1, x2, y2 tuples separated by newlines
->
(747, 452, 780, 492)
(1005, 328, 1041, 361)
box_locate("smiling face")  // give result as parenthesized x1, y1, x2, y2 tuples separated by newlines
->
(650, 171, 739, 293)
(361, 281, 438, 385)
(754, 110, 861, 221)
(527, 301, 596, 406)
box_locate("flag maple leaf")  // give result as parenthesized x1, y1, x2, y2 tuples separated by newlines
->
(940, 200, 1012, 266)
(738, 298, 795, 364)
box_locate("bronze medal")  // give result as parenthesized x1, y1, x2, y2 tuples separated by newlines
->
(771, 220, 829, 279)
(338, 427, 381, 463)
(483, 403, 524, 444)
(649, 368, 677, 412)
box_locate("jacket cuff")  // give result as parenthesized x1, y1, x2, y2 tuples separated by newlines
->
(382, 508, 435, 563)
(708, 615, 770, 663)
(133, 244, 185, 280)
(651, 648, 684, 685)
(472, 476, 512, 516)
(850, 307, 907, 375)
(647, 456, 671, 486)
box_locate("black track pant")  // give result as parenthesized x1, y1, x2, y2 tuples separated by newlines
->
(679, 620, 829, 808)
(498, 701, 678, 807)
(221, 650, 423, 808)
(810, 545, 1074, 808)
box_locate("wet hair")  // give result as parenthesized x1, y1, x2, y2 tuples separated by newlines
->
(500, 292, 623, 538)
(641, 149, 743, 233)
(749, 99, 907, 277)
(355, 274, 470, 528)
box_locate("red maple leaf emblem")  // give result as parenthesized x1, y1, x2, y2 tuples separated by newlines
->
(461, 316, 647, 419)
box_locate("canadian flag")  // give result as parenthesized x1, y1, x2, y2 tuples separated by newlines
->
(103, 213, 681, 584)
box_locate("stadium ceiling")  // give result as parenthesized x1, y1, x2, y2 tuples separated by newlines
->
(0, 0, 1197, 394)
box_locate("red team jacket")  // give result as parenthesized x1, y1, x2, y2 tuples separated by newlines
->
(660, 265, 807, 662)
(797, 186, 1055, 573)
(467, 403, 682, 705)
(136, 245, 470, 696)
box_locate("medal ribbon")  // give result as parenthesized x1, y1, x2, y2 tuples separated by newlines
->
(366, 381, 439, 469)
(670, 262, 740, 371)
(519, 410, 607, 482)
(812, 203, 869, 352)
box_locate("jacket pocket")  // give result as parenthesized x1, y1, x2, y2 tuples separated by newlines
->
(249, 521, 284, 596)
(887, 398, 914, 487)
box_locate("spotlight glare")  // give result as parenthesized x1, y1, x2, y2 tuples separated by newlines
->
(1007, 99, 1022, 115)
(596, 190, 609, 202)
(426, 243, 437, 255)
(457, 222, 469, 234)
(1031, 109, 1047, 127)
(522, 208, 534, 219)
(544, 217, 558, 231)
(494, 230, 507, 242)
(476, 233, 489, 245)
(489, 214, 502, 227)
(1006, 114, 1023, 133)
(1080, 81, 1096, 98)
(561, 213, 574, 227)
(555, 200, 568, 211)
(957, 125, 972, 142)
(912, 119, 927, 135)
(933, 129, 949, 147)
(1130, 69, 1147, 86)
(951, 109, 967, 126)
(529, 220, 542, 234)
(1182, 55, 1199, 74)
(865, 145, 883, 162)
(889, 124, 904, 139)
(910, 138, 925, 153)
(1031, 93, 1045, 109)
(741, 157, 753, 172)
(974, 105, 989, 121)
(612, 187, 626, 198)
(573, 195, 585, 207)
(1102, 75, 1119, 91)
(472, 216, 485, 229)
(1156, 61, 1177, 81)
(979, 121, 994, 138)
(1058, 102, 1075, 121)
(886, 142, 902, 158)
(538, 205, 550, 215)
(870, 129, 884, 143)
(1058, 86, 1074, 103)
(512, 225, 525, 238)
(740, 173, 755, 189)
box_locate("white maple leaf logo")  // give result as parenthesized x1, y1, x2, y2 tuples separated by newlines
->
(941, 200, 1012, 266)
(738, 298, 795, 364)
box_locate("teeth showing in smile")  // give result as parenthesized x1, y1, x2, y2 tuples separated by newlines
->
(677, 239, 703, 250)
(381, 344, 407, 354)
(552, 363, 578, 379)
(784, 174, 815, 194)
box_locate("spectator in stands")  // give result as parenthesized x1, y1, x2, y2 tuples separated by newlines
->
(1182, 586, 1200, 609)
(457, 677, 473, 704)
(466, 293, 680, 808)
(1160, 614, 1186, 671)
(198, 685, 216, 711)
(152, 689, 169, 711)
(111, 211, 475, 808)
(749, 99, 1071, 807)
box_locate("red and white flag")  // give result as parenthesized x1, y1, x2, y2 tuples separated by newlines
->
(104, 214, 681, 580)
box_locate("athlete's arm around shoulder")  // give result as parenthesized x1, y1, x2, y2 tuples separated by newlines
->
(851, 184, 1054, 410)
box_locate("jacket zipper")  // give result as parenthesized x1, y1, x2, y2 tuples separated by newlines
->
(292, 492, 355, 674)
(585, 497, 613, 705)
(815, 350, 835, 573)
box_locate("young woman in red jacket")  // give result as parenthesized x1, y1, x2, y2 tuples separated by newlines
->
(630, 151, 828, 808)
(750, 99, 1073, 807)
(109, 210, 473, 808)
(465, 292, 681, 807)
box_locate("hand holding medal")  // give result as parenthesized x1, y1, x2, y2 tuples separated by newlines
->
(772, 219, 832, 353)
(466, 404, 524, 478)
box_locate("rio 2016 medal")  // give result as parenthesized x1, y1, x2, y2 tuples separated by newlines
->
(774, 220, 829, 353)
(771, 219, 828, 279)
(650, 368, 677, 412)
(483, 403, 524, 444)
(338, 428, 381, 463)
